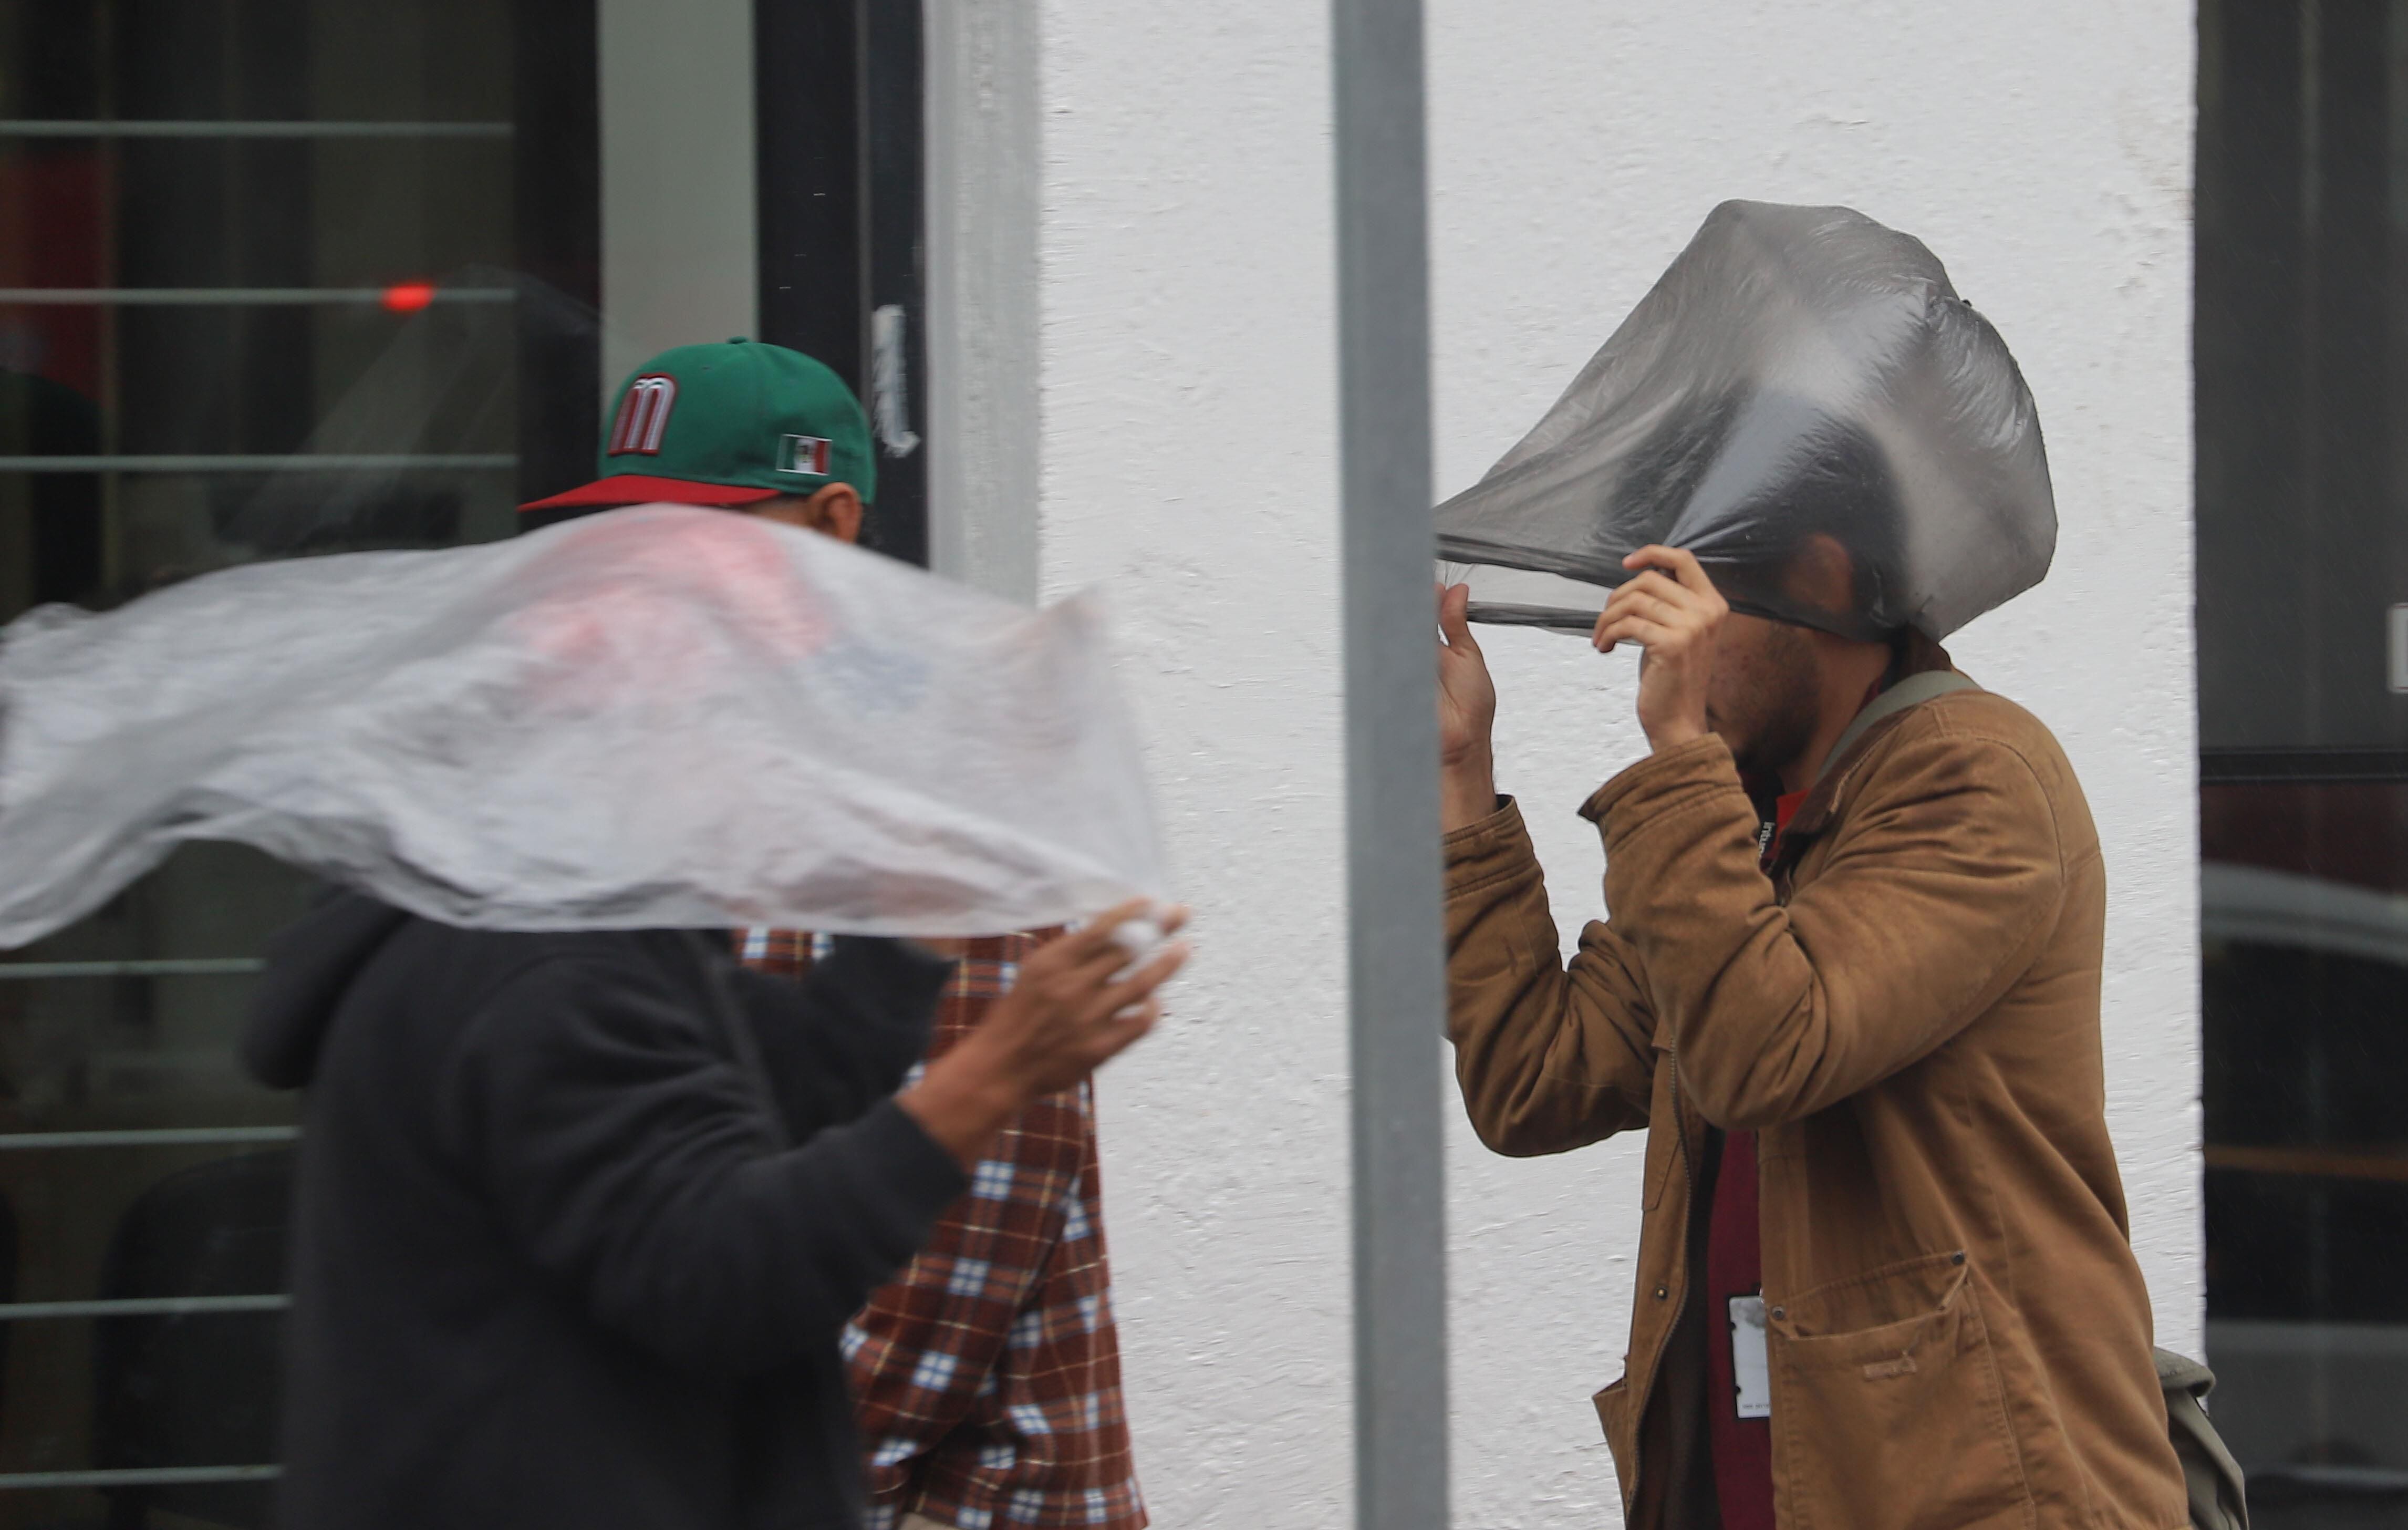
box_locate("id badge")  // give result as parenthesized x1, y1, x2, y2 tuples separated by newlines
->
(1728, 1294, 1772, 1420)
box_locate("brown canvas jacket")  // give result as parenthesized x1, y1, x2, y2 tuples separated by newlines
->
(1444, 678, 2188, 1530)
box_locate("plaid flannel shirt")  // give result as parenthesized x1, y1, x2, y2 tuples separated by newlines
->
(737, 930, 1145, 1530)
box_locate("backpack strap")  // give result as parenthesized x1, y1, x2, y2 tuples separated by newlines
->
(1814, 669, 1981, 788)
(2155, 1348, 2250, 1529)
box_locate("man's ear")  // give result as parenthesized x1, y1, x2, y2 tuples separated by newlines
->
(1781, 532, 1857, 623)
(803, 483, 864, 544)
(744, 484, 864, 542)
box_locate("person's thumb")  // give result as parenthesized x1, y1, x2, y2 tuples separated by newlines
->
(1437, 584, 1482, 658)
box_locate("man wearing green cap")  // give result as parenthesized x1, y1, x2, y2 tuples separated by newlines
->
(257, 345, 1186, 1530)
(521, 336, 876, 542)
(523, 341, 1153, 1530)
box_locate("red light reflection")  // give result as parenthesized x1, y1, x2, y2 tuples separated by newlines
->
(381, 282, 437, 314)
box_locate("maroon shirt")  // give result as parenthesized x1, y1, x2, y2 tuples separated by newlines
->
(1704, 787, 1803, 1530)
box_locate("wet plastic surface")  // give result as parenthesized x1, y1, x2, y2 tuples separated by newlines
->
(1435, 201, 2055, 641)
(0, 506, 1166, 945)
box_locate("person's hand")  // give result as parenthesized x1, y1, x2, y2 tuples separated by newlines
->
(1592, 545, 1726, 754)
(962, 902, 1189, 1095)
(899, 902, 1190, 1167)
(1437, 583, 1499, 831)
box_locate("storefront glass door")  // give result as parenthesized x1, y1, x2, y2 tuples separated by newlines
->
(2198, 2, 2408, 1524)
(0, 1, 597, 1519)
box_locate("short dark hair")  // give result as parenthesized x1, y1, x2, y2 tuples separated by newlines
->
(1615, 384, 1904, 637)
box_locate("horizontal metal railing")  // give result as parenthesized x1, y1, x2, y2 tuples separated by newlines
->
(0, 1127, 297, 1151)
(0, 947, 292, 1153)
(2204, 1142, 2408, 1184)
(0, 454, 516, 472)
(0, 959, 264, 980)
(0, 1296, 287, 1321)
(0, 1465, 282, 1490)
(0, 119, 508, 139)
(0, 127, 427, 1468)
(0, 287, 516, 305)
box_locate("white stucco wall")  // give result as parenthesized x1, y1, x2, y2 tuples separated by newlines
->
(1037, 3, 1352, 1525)
(1032, 4, 2197, 1527)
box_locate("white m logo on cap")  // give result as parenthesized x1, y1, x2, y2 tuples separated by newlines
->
(606, 374, 678, 456)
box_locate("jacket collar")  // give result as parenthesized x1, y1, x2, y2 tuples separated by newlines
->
(1780, 659, 1977, 843)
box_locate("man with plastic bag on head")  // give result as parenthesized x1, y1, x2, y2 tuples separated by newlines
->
(1433, 203, 2189, 1530)
(0, 342, 1188, 1530)
(527, 339, 1157, 1530)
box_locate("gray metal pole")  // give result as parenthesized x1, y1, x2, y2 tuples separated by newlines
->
(1332, 1, 1449, 1526)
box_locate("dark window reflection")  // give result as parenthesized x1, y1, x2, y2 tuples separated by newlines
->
(0, 0, 596, 1521)
(2200, 1, 2408, 1524)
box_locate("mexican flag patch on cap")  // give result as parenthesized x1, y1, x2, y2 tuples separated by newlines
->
(520, 339, 876, 512)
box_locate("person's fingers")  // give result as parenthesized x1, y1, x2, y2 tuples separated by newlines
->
(1086, 1001, 1160, 1064)
(1006, 944, 1118, 1017)
(1623, 544, 1721, 602)
(1011, 919, 1186, 1046)
(1437, 583, 1482, 659)
(1611, 568, 1717, 619)
(1083, 940, 1191, 1022)
(1153, 904, 1193, 938)
(1115, 939, 1191, 1001)
(1595, 607, 1678, 650)
(1615, 569, 1687, 602)
(1037, 926, 1185, 1019)
(1051, 897, 1157, 964)
(1060, 937, 1146, 990)
(1589, 616, 1666, 650)
(1592, 613, 1680, 653)
(1599, 585, 1691, 631)
(1660, 547, 1716, 597)
(1595, 583, 1701, 638)
(1022, 1000, 1159, 1095)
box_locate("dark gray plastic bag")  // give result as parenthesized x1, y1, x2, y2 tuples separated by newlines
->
(1436, 201, 2055, 642)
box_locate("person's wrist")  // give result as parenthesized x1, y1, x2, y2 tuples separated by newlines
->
(1642, 715, 1707, 754)
(944, 1032, 1042, 1117)
(1439, 748, 1499, 832)
(897, 1039, 1030, 1168)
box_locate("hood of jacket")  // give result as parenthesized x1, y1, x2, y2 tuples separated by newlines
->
(242, 892, 413, 1089)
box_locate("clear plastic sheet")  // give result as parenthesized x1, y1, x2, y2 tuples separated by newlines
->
(1435, 201, 2056, 641)
(0, 505, 1166, 945)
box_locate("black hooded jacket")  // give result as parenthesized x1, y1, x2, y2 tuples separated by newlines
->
(242, 895, 963, 1530)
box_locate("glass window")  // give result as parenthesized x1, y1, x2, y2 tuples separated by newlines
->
(2197, 0, 2408, 1523)
(0, 0, 939, 1513)
(0, 0, 597, 1521)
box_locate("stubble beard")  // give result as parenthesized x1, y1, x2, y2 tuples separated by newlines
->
(1722, 626, 1821, 783)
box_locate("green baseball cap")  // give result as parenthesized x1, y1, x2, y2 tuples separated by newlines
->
(520, 338, 876, 511)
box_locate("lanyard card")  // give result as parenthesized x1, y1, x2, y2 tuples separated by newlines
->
(1729, 1294, 1772, 1420)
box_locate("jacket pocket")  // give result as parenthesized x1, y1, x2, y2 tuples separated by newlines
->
(1592, 1374, 1638, 1511)
(1770, 1252, 2032, 1530)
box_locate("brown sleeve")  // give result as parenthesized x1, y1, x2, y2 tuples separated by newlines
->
(1592, 723, 2067, 1130)
(1443, 797, 1657, 1157)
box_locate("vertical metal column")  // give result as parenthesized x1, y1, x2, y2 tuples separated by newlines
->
(1332, 1, 1449, 1526)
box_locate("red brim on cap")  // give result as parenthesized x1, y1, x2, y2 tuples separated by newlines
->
(517, 475, 784, 512)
